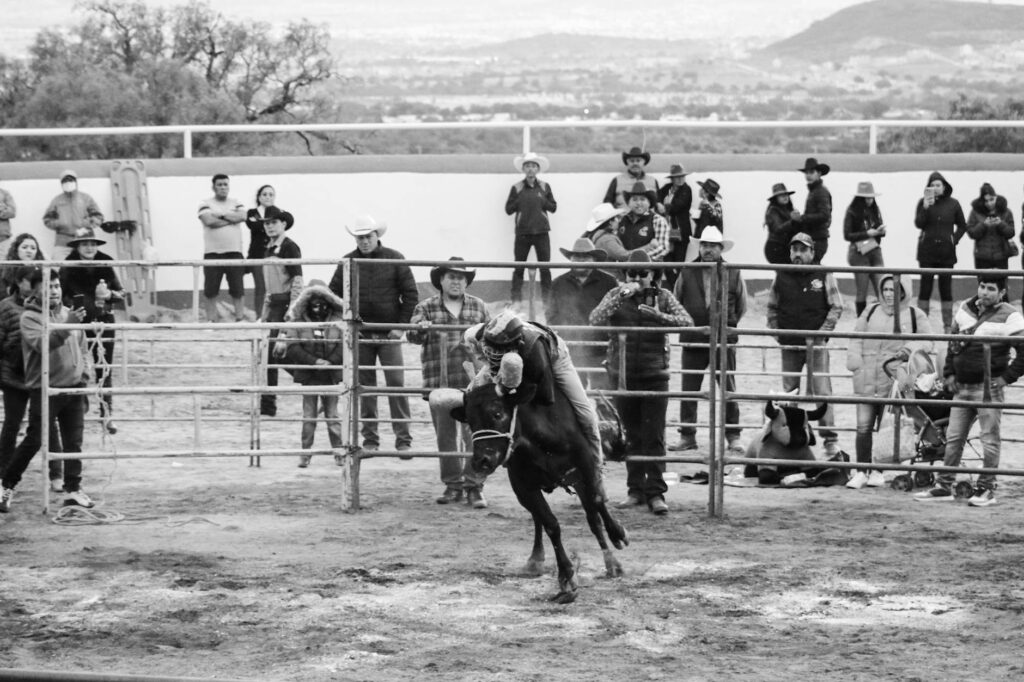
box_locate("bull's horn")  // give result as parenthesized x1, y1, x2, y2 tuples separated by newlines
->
(428, 388, 464, 412)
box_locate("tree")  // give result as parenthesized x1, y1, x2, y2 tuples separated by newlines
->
(880, 94, 1024, 153)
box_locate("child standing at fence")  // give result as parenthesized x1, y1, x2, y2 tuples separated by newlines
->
(259, 206, 302, 417)
(277, 282, 346, 467)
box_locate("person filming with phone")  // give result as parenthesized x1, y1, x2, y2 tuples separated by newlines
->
(915, 171, 967, 333)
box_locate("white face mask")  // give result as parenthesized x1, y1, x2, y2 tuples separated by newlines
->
(61, 181, 77, 193)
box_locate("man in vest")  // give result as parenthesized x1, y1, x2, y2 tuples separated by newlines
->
(790, 158, 833, 263)
(505, 152, 557, 304)
(669, 226, 747, 453)
(766, 233, 843, 455)
(604, 147, 663, 214)
(617, 182, 670, 264)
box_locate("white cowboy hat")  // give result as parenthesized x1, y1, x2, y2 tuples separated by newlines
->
(345, 215, 388, 238)
(513, 151, 550, 173)
(696, 225, 733, 252)
(584, 203, 628, 233)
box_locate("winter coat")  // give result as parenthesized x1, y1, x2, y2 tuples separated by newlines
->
(59, 250, 123, 323)
(20, 298, 90, 389)
(914, 172, 967, 265)
(329, 242, 418, 337)
(846, 302, 933, 397)
(0, 291, 28, 389)
(966, 195, 1015, 263)
(843, 198, 885, 248)
(505, 179, 556, 235)
(764, 202, 796, 264)
(42, 191, 104, 247)
(282, 285, 345, 385)
(793, 179, 832, 240)
(944, 297, 1024, 385)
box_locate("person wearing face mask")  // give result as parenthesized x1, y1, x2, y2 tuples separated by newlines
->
(1, 234, 45, 295)
(846, 274, 933, 489)
(42, 170, 104, 261)
(277, 281, 346, 469)
(766, 233, 844, 457)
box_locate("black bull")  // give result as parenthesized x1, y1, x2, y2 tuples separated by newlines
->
(438, 379, 629, 604)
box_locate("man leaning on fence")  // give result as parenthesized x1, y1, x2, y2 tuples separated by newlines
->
(915, 272, 1024, 507)
(408, 257, 491, 508)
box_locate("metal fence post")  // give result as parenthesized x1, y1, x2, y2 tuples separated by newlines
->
(869, 123, 878, 154)
(183, 129, 193, 159)
(706, 263, 724, 518)
(346, 258, 362, 511)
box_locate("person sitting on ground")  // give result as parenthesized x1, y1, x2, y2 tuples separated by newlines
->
(276, 281, 345, 469)
(845, 274, 932, 490)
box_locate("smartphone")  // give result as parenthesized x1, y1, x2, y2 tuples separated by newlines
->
(72, 294, 86, 308)
(923, 187, 935, 200)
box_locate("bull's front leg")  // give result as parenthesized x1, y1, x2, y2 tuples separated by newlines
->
(523, 517, 545, 576)
(509, 463, 577, 604)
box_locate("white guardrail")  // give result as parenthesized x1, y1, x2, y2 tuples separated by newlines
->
(3, 119, 1024, 157)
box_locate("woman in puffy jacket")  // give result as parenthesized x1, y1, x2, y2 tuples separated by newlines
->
(966, 182, 1015, 271)
(845, 274, 933, 489)
(763, 183, 796, 265)
(843, 181, 886, 318)
(914, 171, 966, 332)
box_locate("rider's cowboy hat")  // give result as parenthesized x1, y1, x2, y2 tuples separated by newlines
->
(513, 151, 550, 173)
(559, 237, 607, 261)
(345, 215, 387, 238)
(430, 256, 476, 289)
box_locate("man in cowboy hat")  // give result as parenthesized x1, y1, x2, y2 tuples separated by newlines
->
(658, 164, 693, 289)
(618, 182, 670, 264)
(604, 146, 663, 214)
(791, 158, 833, 263)
(408, 257, 491, 507)
(259, 206, 302, 417)
(44, 169, 104, 261)
(329, 215, 418, 453)
(506, 151, 556, 304)
(196, 173, 247, 322)
(669, 226, 747, 453)
(766, 232, 844, 456)
(548, 238, 618, 388)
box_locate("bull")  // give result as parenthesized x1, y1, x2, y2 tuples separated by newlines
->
(430, 354, 628, 604)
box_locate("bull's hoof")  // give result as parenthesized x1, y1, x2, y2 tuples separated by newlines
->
(603, 550, 624, 578)
(522, 559, 545, 576)
(610, 523, 629, 550)
(549, 588, 578, 604)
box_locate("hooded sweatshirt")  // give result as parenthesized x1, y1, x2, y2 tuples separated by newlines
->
(281, 284, 346, 386)
(20, 297, 90, 388)
(914, 171, 967, 265)
(966, 190, 1015, 263)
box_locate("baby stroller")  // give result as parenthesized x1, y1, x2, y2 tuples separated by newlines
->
(882, 349, 980, 498)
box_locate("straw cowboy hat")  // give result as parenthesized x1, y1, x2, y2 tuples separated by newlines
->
(430, 256, 476, 289)
(665, 163, 691, 178)
(513, 151, 550, 173)
(67, 226, 106, 247)
(621, 146, 651, 165)
(696, 226, 733, 252)
(584, 203, 628, 233)
(768, 182, 796, 200)
(345, 215, 388, 237)
(697, 178, 722, 199)
(854, 181, 881, 198)
(559, 237, 607, 261)
(798, 157, 830, 175)
(260, 205, 295, 230)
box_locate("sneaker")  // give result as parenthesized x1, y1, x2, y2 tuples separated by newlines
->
(648, 496, 669, 516)
(0, 487, 13, 513)
(726, 437, 745, 454)
(913, 485, 953, 501)
(616, 493, 645, 508)
(436, 488, 463, 505)
(466, 489, 488, 509)
(49, 478, 65, 493)
(866, 471, 886, 488)
(968, 489, 997, 507)
(64, 490, 95, 508)
(668, 435, 698, 452)
(361, 442, 379, 452)
(846, 471, 869, 490)
(298, 455, 312, 468)
(822, 441, 841, 458)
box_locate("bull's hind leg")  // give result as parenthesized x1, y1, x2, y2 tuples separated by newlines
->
(509, 463, 577, 604)
(575, 452, 629, 552)
(576, 483, 626, 578)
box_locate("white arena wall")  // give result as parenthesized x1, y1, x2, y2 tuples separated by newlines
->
(1, 153, 1021, 298)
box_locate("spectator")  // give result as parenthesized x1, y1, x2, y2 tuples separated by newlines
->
(843, 181, 887, 317)
(669, 226, 747, 454)
(658, 164, 693, 288)
(766, 233, 843, 456)
(764, 183, 797, 265)
(790, 158, 832, 263)
(590, 251, 693, 516)
(244, 184, 281, 319)
(915, 171, 967, 333)
(0, 182, 16, 255)
(0, 233, 45, 294)
(915, 273, 1024, 507)
(408, 258, 491, 508)
(0, 268, 93, 513)
(258, 206, 302, 418)
(966, 182, 1015, 274)
(604, 147, 662, 212)
(547, 238, 617, 389)
(581, 203, 630, 265)
(505, 152, 556, 305)
(618, 182, 670, 263)
(197, 173, 247, 323)
(692, 179, 724, 244)
(329, 215, 418, 452)
(846, 274, 932, 489)
(43, 170, 103, 261)
(278, 282, 345, 468)
(59, 227, 124, 435)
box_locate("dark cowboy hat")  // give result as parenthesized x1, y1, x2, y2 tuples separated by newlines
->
(430, 256, 476, 289)
(621, 146, 651, 165)
(768, 182, 796, 200)
(67, 226, 106, 247)
(559, 237, 607, 261)
(798, 157, 830, 176)
(260, 205, 295, 230)
(622, 180, 657, 204)
(666, 163, 690, 178)
(697, 178, 722, 198)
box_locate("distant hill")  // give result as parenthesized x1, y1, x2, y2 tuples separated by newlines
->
(456, 32, 714, 62)
(762, 0, 1024, 62)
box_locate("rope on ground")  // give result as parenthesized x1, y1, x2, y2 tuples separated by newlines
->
(51, 505, 125, 525)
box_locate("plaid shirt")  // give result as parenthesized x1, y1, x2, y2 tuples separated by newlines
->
(408, 293, 490, 388)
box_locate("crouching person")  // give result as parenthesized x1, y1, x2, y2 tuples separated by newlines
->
(1, 268, 93, 512)
(278, 282, 345, 468)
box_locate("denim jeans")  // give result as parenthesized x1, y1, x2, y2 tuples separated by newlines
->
(780, 344, 836, 441)
(679, 344, 740, 439)
(1, 389, 85, 492)
(616, 376, 668, 500)
(358, 339, 411, 448)
(550, 335, 602, 467)
(939, 383, 1002, 491)
(301, 394, 343, 450)
(429, 400, 485, 492)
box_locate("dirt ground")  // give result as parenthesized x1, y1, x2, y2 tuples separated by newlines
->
(2, 302, 1024, 681)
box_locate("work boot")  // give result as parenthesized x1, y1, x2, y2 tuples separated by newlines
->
(466, 489, 488, 509)
(436, 488, 463, 505)
(668, 434, 698, 452)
